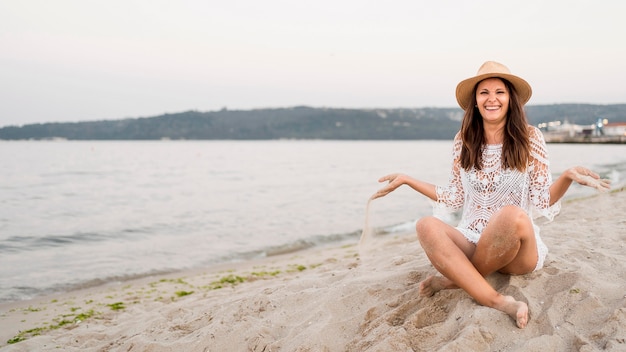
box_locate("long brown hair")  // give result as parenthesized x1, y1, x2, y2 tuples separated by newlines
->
(459, 78, 530, 171)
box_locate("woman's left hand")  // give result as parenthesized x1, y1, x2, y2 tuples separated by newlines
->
(371, 173, 406, 200)
(567, 166, 611, 192)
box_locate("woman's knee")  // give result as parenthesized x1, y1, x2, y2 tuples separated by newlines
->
(496, 206, 531, 229)
(416, 216, 442, 242)
(497, 205, 525, 217)
(416, 216, 475, 258)
(490, 205, 533, 242)
(416, 215, 437, 232)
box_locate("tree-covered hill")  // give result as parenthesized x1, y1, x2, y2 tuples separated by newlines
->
(1, 104, 624, 140)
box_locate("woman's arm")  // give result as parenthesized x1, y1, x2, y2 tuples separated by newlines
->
(549, 171, 574, 206)
(372, 134, 463, 207)
(372, 173, 437, 201)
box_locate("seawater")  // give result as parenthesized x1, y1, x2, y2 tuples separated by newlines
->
(1, 140, 625, 303)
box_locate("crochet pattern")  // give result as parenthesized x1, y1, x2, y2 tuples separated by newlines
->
(433, 126, 560, 269)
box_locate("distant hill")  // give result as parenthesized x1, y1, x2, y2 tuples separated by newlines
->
(1, 104, 625, 140)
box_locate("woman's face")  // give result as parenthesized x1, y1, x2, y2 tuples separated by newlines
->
(475, 78, 509, 124)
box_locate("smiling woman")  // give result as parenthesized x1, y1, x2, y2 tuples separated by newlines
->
(371, 61, 612, 329)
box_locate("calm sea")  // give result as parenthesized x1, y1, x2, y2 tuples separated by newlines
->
(1, 140, 625, 303)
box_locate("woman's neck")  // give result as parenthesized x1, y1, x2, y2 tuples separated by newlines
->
(483, 125, 504, 144)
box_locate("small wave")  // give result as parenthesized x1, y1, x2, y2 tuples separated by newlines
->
(0, 286, 45, 303)
(0, 225, 166, 253)
(0, 232, 107, 251)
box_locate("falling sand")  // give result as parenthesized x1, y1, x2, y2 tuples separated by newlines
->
(358, 196, 380, 258)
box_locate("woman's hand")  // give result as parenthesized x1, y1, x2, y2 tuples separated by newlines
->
(371, 173, 407, 200)
(567, 166, 611, 192)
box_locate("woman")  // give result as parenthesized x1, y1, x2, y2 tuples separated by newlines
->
(372, 61, 611, 328)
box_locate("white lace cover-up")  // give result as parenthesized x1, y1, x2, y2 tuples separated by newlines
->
(432, 126, 560, 270)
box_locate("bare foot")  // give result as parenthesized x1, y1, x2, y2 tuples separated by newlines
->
(494, 295, 529, 329)
(419, 275, 457, 297)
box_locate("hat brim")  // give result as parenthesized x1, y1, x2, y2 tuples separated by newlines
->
(455, 73, 532, 111)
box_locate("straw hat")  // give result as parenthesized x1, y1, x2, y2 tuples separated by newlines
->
(455, 61, 532, 110)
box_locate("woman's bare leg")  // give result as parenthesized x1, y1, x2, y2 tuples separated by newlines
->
(472, 205, 538, 276)
(415, 215, 530, 328)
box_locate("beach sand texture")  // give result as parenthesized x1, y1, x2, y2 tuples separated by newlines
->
(1, 190, 625, 351)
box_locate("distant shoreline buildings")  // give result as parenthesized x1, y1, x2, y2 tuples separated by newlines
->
(538, 118, 626, 143)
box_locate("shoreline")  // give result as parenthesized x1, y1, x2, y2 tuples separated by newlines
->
(1, 189, 625, 351)
(0, 241, 364, 348)
(0, 232, 365, 306)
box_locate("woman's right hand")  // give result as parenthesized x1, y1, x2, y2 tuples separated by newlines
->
(371, 173, 407, 200)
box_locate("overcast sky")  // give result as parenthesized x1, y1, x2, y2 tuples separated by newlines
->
(1, 0, 625, 127)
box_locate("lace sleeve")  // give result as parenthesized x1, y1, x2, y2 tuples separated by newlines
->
(432, 134, 464, 220)
(528, 126, 561, 221)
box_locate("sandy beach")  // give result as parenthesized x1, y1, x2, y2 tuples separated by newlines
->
(1, 189, 625, 352)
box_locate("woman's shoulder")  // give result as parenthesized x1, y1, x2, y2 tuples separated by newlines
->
(451, 131, 463, 156)
(527, 124, 541, 135)
(526, 124, 549, 158)
(453, 131, 463, 144)
(527, 125, 544, 141)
